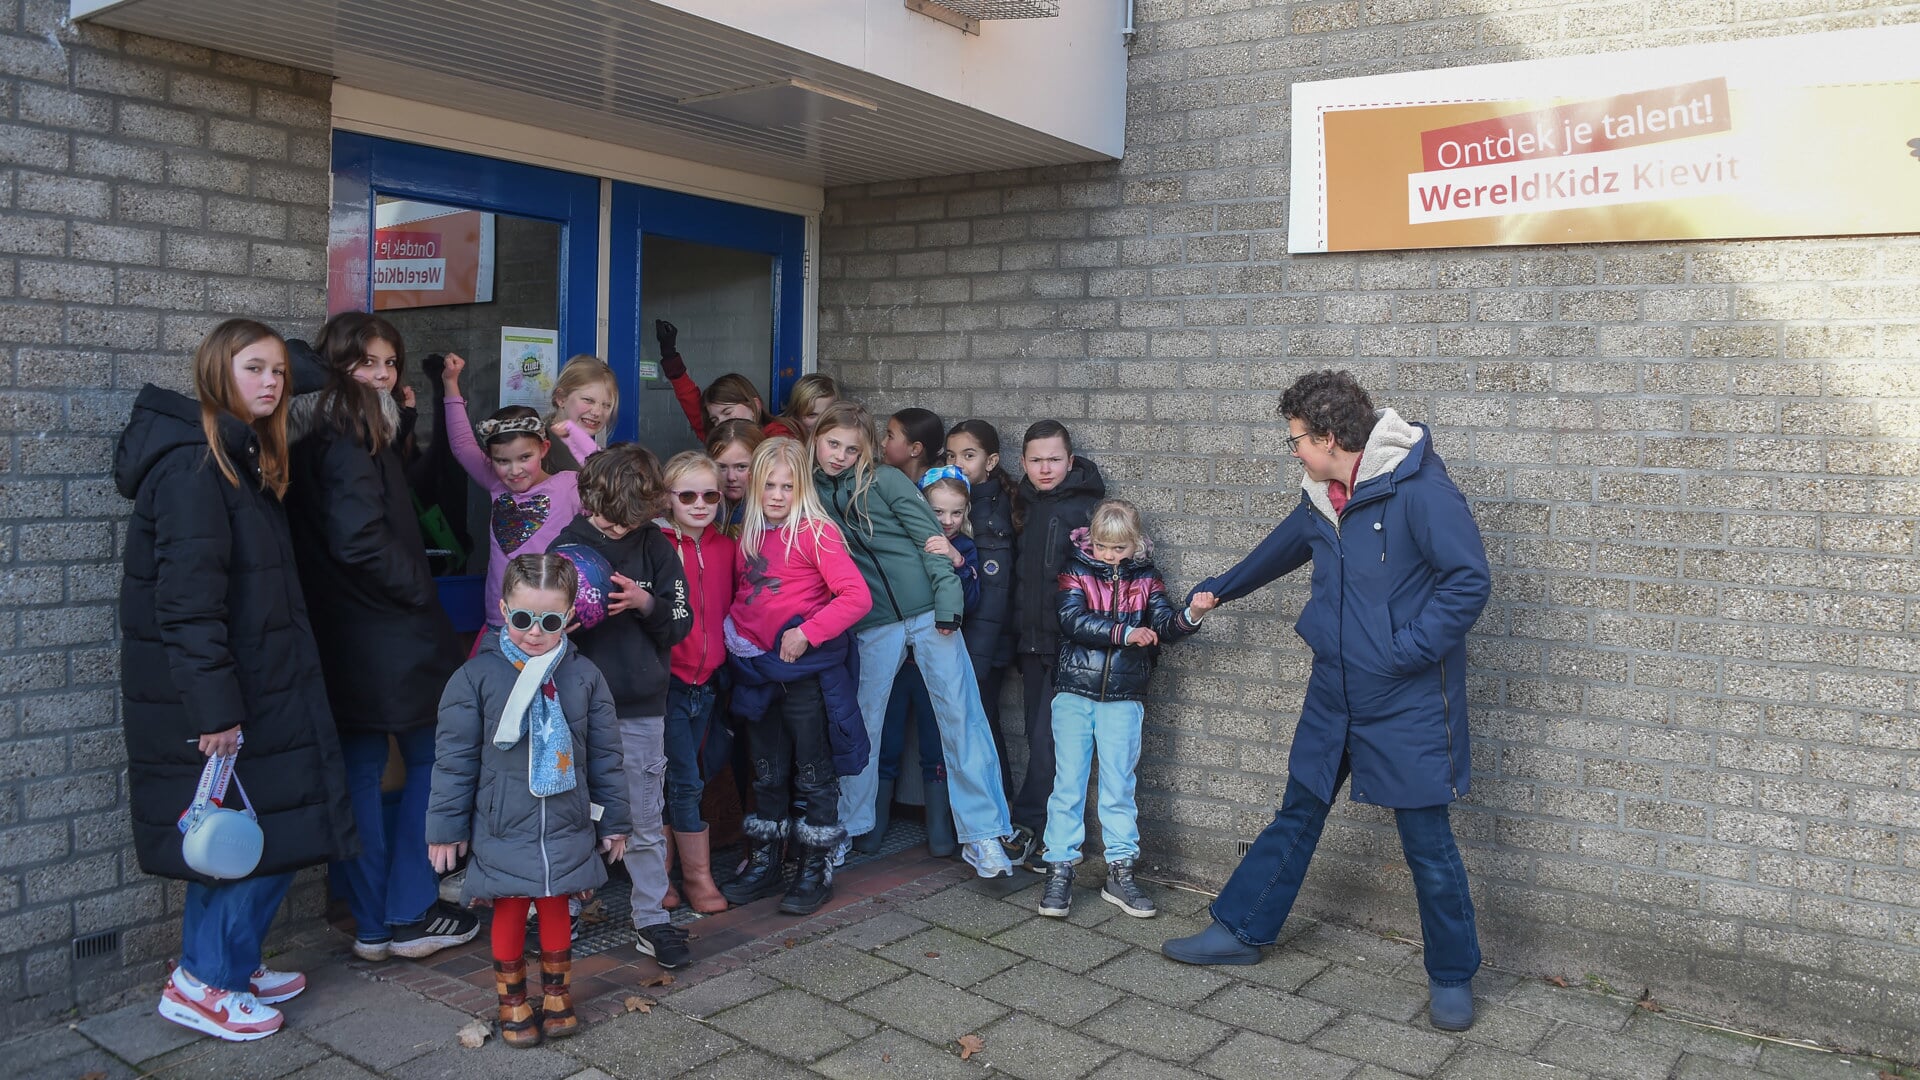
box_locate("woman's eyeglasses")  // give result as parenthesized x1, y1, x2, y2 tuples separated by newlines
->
(506, 608, 568, 633)
(672, 489, 723, 506)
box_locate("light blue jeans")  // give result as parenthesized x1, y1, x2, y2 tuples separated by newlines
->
(1041, 693, 1144, 864)
(842, 611, 1011, 844)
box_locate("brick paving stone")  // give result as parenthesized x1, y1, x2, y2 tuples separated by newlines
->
(12, 1024, 101, 1073)
(1756, 1042, 1894, 1079)
(1097, 1052, 1214, 1080)
(680, 1048, 820, 1080)
(1139, 882, 1214, 917)
(843, 971, 1010, 1046)
(665, 968, 784, 1018)
(279, 964, 416, 1028)
(282, 1059, 384, 1080)
(1096, 907, 1210, 951)
(394, 1035, 583, 1080)
(976, 959, 1127, 1026)
(562, 1006, 740, 1079)
(1089, 948, 1233, 1008)
(1309, 1013, 1461, 1077)
(1619, 1012, 1763, 1067)
(814, 1027, 983, 1080)
(977, 1012, 1119, 1080)
(1196, 982, 1341, 1042)
(1435, 1044, 1592, 1080)
(1350, 1068, 1423, 1080)
(1198, 1030, 1362, 1080)
(1497, 981, 1636, 1033)
(1536, 1020, 1685, 1080)
(1675, 1054, 1784, 1080)
(133, 1030, 331, 1079)
(75, 999, 204, 1064)
(824, 910, 929, 951)
(1222, 948, 1331, 994)
(1288, 922, 1422, 976)
(903, 885, 1033, 938)
(989, 917, 1131, 973)
(752, 939, 910, 1001)
(22, 1045, 137, 1080)
(874, 926, 1024, 987)
(1453, 1004, 1556, 1056)
(706, 987, 878, 1062)
(559, 1070, 619, 1080)
(961, 872, 1042, 903)
(302, 993, 475, 1072)
(1080, 996, 1233, 1063)
(1299, 966, 1437, 1024)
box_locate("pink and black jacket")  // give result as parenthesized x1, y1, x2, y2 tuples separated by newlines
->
(1054, 528, 1200, 703)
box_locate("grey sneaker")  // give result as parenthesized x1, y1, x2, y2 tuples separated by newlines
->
(1038, 862, 1075, 918)
(1101, 858, 1157, 918)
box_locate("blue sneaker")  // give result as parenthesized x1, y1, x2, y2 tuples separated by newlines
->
(1161, 920, 1261, 966)
(1429, 979, 1475, 1031)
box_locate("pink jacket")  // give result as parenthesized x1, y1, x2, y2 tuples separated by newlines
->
(728, 520, 872, 653)
(660, 521, 737, 686)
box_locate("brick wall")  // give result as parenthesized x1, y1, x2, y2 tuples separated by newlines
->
(818, 2, 1920, 1060)
(1, 0, 329, 1024)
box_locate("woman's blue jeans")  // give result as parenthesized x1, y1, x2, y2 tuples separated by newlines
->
(876, 658, 947, 786)
(843, 611, 1010, 843)
(338, 727, 437, 940)
(181, 872, 294, 991)
(1211, 764, 1482, 986)
(664, 676, 719, 832)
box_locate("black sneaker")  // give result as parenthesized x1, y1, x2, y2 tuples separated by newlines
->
(636, 922, 691, 969)
(1101, 858, 1157, 918)
(999, 825, 1035, 866)
(388, 903, 481, 959)
(1037, 862, 1075, 918)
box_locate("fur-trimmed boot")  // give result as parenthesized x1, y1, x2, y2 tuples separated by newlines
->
(720, 816, 788, 906)
(494, 957, 542, 1049)
(781, 822, 845, 916)
(675, 827, 729, 913)
(538, 949, 578, 1040)
(661, 828, 682, 911)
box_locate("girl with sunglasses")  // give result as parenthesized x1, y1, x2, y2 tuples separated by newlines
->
(429, 553, 630, 1049)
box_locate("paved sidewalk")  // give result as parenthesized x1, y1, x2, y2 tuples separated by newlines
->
(15, 861, 1918, 1080)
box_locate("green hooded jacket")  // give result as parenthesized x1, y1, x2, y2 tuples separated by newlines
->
(815, 462, 965, 632)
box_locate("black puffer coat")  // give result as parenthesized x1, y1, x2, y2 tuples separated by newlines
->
(1054, 530, 1200, 703)
(116, 385, 358, 882)
(553, 515, 693, 717)
(962, 472, 1018, 673)
(285, 345, 462, 734)
(1011, 456, 1106, 656)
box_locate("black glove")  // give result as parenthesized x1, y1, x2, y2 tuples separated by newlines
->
(655, 319, 678, 358)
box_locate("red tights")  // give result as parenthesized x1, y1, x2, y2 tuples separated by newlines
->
(490, 896, 571, 961)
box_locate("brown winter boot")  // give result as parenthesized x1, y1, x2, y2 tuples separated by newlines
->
(538, 949, 579, 1040)
(494, 957, 542, 1049)
(675, 827, 728, 913)
(662, 828, 682, 911)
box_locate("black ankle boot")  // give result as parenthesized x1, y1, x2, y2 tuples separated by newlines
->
(780, 824, 842, 915)
(721, 817, 787, 906)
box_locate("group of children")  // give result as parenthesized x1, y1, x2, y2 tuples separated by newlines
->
(124, 313, 1219, 1047)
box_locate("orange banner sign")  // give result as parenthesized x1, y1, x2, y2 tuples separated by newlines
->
(1289, 27, 1920, 253)
(373, 201, 496, 310)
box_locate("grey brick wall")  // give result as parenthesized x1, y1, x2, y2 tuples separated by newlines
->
(819, 2, 1920, 1060)
(1, 0, 329, 1024)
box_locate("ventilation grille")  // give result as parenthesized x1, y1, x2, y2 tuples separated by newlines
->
(925, 0, 1059, 17)
(72, 930, 121, 964)
(1236, 839, 1255, 857)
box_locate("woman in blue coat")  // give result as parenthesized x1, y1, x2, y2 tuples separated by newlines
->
(1161, 371, 1491, 1034)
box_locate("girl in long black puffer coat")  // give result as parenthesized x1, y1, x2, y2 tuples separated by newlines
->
(284, 312, 474, 964)
(117, 319, 357, 1043)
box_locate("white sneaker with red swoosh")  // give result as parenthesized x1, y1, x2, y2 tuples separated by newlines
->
(158, 968, 283, 1041)
(249, 966, 306, 1005)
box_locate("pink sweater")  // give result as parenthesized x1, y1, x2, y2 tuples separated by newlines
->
(729, 519, 872, 652)
(446, 396, 601, 625)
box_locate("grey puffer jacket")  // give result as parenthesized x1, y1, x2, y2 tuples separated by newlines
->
(427, 633, 631, 902)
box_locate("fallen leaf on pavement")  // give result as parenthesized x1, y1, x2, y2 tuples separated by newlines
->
(639, 973, 675, 988)
(624, 995, 654, 1014)
(1547, 975, 1568, 988)
(925, 951, 940, 959)
(881, 1054, 891, 1063)
(957, 1034, 985, 1061)
(784, 938, 798, 949)
(456, 1019, 490, 1048)
(1636, 990, 1664, 1013)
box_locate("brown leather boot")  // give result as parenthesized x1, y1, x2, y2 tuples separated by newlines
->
(494, 957, 542, 1049)
(538, 949, 579, 1040)
(675, 827, 729, 913)
(662, 828, 682, 911)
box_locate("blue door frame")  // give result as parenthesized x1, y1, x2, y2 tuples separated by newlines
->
(328, 132, 601, 365)
(607, 184, 807, 443)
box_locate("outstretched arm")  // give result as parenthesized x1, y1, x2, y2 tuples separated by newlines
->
(1189, 502, 1314, 607)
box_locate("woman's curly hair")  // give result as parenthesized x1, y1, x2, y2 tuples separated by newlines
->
(1279, 370, 1376, 452)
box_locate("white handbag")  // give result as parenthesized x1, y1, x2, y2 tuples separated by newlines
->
(178, 744, 263, 880)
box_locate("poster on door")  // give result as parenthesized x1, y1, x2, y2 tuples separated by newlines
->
(373, 201, 497, 310)
(1287, 25, 1920, 253)
(498, 326, 560, 410)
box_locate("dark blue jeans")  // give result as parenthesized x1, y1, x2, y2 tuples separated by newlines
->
(664, 676, 718, 832)
(338, 727, 437, 940)
(877, 659, 947, 786)
(1211, 764, 1481, 986)
(182, 872, 294, 991)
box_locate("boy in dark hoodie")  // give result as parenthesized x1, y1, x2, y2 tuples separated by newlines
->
(1006, 420, 1107, 869)
(554, 444, 694, 968)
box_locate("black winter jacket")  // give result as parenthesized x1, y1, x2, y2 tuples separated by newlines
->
(116, 385, 358, 882)
(284, 348, 462, 735)
(1012, 456, 1106, 656)
(1054, 531, 1200, 703)
(962, 472, 1017, 672)
(555, 516, 694, 716)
